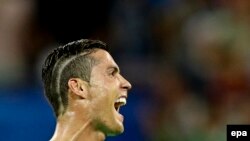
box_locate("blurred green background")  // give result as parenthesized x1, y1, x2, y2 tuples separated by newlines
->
(0, 0, 250, 141)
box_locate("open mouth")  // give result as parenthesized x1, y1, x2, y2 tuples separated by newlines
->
(114, 96, 127, 112)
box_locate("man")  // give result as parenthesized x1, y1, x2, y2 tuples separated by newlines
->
(41, 39, 132, 141)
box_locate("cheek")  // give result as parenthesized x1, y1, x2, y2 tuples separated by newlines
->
(89, 79, 116, 109)
(90, 90, 116, 123)
(89, 73, 119, 105)
(91, 73, 108, 87)
(91, 74, 118, 91)
(95, 88, 116, 108)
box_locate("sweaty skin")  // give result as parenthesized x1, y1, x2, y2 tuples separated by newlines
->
(50, 49, 132, 141)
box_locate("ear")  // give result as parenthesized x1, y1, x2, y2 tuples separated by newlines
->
(68, 78, 88, 99)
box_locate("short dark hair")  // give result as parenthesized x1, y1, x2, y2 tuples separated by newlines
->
(42, 39, 108, 117)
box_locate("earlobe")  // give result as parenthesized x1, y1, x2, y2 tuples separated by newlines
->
(68, 78, 87, 99)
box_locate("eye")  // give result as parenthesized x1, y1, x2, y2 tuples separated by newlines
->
(109, 69, 118, 77)
(110, 70, 116, 76)
(107, 67, 119, 77)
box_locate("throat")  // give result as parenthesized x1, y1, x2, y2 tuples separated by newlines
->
(71, 120, 106, 141)
(52, 117, 106, 141)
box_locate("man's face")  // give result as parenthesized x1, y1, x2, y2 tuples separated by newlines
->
(87, 49, 132, 136)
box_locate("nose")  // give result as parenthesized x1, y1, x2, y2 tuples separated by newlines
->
(120, 75, 132, 91)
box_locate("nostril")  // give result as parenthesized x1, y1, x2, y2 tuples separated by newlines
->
(123, 83, 132, 90)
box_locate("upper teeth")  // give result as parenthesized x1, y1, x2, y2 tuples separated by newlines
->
(115, 97, 127, 105)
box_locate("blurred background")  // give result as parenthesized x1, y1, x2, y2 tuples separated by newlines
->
(0, 0, 250, 140)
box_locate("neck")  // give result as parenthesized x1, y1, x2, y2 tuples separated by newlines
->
(50, 112, 106, 141)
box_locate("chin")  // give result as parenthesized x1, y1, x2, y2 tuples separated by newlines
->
(106, 123, 124, 136)
(107, 128, 124, 136)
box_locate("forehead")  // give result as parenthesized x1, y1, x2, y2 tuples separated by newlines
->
(90, 49, 118, 67)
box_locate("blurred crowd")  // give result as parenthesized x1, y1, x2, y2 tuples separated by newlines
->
(1, 0, 250, 141)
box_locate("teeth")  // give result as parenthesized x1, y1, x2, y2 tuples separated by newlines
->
(115, 97, 127, 105)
